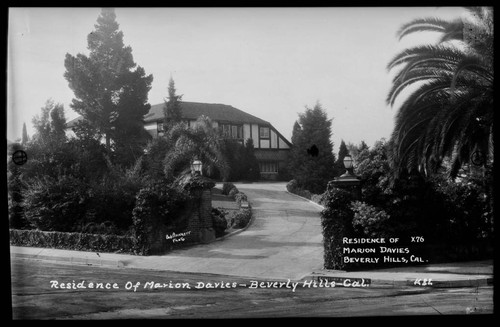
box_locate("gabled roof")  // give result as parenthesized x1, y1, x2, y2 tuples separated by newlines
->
(144, 101, 271, 126)
(66, 101, 272, 128)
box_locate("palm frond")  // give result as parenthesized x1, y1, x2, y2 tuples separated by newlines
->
(387, 44, 468, 71)
(450, 55, 494, 90)
(388, 72, 453, 106)
(397, 17, 463, 40)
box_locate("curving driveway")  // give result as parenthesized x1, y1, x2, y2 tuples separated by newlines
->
(120, 182, 325, 280)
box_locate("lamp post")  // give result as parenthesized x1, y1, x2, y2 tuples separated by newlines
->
(191, 158, 203, 176)
(187, 157, 216, 244)
(331, 153, 361, 199)
(342, 154, 354, 177)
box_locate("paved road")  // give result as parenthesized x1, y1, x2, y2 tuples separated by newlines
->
(110, 182, 324, 280)
(10, 259, 494, 319)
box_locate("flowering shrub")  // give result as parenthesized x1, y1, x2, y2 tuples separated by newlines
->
(233, 209, 252, 229)
(234, 192, 248, 206)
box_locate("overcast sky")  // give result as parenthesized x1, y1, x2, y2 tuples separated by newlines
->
(7, 7, 467, 152)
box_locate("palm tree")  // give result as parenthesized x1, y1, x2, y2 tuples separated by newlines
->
(387, 7, 493, 178)
(161, 116, 230, 181)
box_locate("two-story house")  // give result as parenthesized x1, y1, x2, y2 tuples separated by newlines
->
(66, 101, 292, 180)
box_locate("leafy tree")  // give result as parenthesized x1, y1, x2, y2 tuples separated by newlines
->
(354, 139, 392, 203)
(387, 6, 493, 178)
(64, 8, 153, 166)
(288, 102, 337, 194)
(67, 120, 109, 182)
(163, 77, 183, 128)
(24, 100, 70, 179)
(31, 99, 65, 148)
(50, 102, 67, 144)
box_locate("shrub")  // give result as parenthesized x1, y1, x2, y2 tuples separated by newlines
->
(212, 207, 228, 237)
(433, 176, 493, 244)
(277, 167, 292, 182)
(233, 209, 252, 229)
(311, 193, 324, 205)
(286, 179, 316, 200)
(350, 201, 390, 238)
(228, 187, 239, 199)
(286, 179, 299, 193)
(297, 189, 312, 200)
(86, 176, 141, 232)
(21, 155, 145, 234)
(234, 192, 248, 206)
(23, 175, 89, 232)
(222, 182, 236, 195)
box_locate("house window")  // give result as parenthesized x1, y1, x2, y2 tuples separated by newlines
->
(222, 124, 231, 137)
(260, 127, 270, 139)
(220, 124, 243, 139)
(157, 122, 164, 133)
(259, 161, 278, 173)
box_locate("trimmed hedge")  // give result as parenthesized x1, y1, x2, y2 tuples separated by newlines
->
(321, 186, 356, 270)
(10, 229, 136, 254)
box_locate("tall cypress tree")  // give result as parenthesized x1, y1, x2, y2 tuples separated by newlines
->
(335, 139, 349, 175)
(243, 138, 261, 181)
(288, 102, 337, 194)
(64, 8, 153, 166)
(21, 122, 29, 145)
(163, 77, 183, 128)
(291, 121, 302, 145)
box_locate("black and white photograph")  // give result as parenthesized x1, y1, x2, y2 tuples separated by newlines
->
(6, 6, 494, 319)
